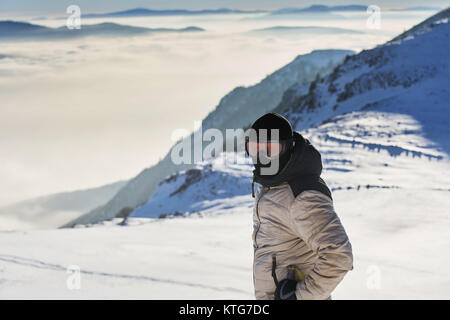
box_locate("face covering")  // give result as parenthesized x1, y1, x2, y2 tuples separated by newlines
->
(247, 112, 295, 176)
(246, 138, 293, 176)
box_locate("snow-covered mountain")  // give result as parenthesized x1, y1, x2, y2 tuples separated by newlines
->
(274, 7, 449, 154)
(0, 180, 127, 230)
(131, 155, 253, 219)
(64, 49, 351, 227)
(130, 7, 449, 219)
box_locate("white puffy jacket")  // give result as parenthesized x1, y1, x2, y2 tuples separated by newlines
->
(252, 182, 353, 300)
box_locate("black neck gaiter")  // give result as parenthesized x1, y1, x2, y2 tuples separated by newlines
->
(253, 132, 323, 188)
(253, 149, 292, 176)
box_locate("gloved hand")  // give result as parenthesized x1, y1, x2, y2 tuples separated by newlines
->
(274, 279, 297, 300)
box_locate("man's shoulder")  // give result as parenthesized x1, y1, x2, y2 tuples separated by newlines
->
(289, 189, 336, 222)
(288, 176, 332, 200)
(256, 182, 295, 208)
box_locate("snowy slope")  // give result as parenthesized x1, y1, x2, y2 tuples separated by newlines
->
(1, 109, 448, 299)
(64, 49, 352, 227)
(0, 202, 255, 299)
(132, 156, 253, 218)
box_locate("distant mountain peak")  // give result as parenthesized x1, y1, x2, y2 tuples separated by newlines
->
(272, 4, 441, 15)
(272, 4, 368, 14)
(388, 7, 449, 44)
(82, 7, 267, 18)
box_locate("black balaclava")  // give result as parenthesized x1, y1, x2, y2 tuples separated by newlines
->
(249, 113, 294, 176)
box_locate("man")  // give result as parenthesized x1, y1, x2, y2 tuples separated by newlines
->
(245, 112, 353, 300)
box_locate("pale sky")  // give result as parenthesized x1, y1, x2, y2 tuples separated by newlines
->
(0, 0, 446, 16)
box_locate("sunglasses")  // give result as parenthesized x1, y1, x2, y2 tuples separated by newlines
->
(245, 137, 288, 158)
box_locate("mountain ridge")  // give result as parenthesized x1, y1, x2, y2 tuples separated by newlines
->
(48, 5, 442, 19)
(0, 20, 204, 40)
(82, 7, 267, 18)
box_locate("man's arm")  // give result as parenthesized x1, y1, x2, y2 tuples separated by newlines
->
(288, 190, 353, 300)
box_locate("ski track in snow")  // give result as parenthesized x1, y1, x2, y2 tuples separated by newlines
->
(0, 253, 250, 295)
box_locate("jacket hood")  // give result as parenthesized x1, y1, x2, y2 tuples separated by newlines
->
(253, 131, 323, 187)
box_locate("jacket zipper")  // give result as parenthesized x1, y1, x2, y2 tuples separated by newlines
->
(254, 186, 268, 248)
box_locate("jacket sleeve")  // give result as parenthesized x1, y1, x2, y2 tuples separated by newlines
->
(288, 190, 353, 300)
